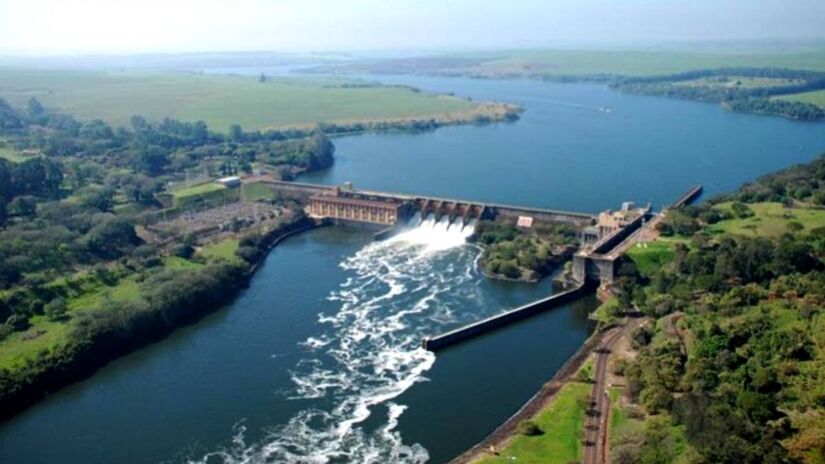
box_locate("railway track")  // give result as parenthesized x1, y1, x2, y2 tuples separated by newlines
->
(582, 327, 625, 464)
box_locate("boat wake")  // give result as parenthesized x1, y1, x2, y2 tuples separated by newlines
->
(191, 217, 483, 463)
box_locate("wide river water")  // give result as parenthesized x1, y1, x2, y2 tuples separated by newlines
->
(1, 75, 825, 464)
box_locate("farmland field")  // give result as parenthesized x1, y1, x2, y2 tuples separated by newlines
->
(479, 49, 825, 76)
(776, 89, 825, 107)
(315, 49, 825, 78)
(0, 68, 483, 131)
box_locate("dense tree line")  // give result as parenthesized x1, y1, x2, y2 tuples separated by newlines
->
(0, 97, 334, 178)
(611, 67, 825, 121)
(614, 155, 825, 463)
(0, 261, 248, 419)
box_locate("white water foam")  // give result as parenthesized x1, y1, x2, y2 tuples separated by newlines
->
(191, 217, 480, 464)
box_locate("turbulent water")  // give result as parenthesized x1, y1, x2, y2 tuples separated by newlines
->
(193, 217, 482, 463)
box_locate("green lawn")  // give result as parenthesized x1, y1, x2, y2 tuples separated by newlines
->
(241, 182, 274, 202)
(0, 139, 37, 163)
(0, 68, 480, 131)
(707, 202, 825, 238)
(0, 274, 142, 370)
(608, 388, 637, 440)
(776, 89, 825, 107)
(591, 297, 622, 324)
(199, 238, 240, 262)
(626, 239, 678, 277)
(0, 258, 204, 370)
(477, 382, 590, 464)
(171, 181, 226, 199)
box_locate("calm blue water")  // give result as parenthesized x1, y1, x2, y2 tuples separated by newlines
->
(302, 75, 825, 212)
(1, 75, 824, 464)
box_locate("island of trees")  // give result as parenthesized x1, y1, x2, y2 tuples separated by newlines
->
(472, 220, 579, 282)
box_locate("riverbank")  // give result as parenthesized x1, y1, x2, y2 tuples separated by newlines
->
(0, 68, 522, 132)
(450, 322, 624, 463)
(0, 216, 316, 421)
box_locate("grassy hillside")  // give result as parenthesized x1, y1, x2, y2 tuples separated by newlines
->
(0, 68, 482, 131)
(707, 201, 825, 237)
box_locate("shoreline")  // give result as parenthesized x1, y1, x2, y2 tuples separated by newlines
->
(278, 101, 523, 136)
(309, 68, 825, 122)
(449, 322, 623, 464)
(0, 217, 318, 422)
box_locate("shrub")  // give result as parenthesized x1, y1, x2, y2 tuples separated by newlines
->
(517, 420, 543, 436)
(44, 297, 68, 321)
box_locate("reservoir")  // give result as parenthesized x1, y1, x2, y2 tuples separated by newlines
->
(1, 75, 824, 464)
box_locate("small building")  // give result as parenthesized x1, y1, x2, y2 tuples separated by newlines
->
(516, 215, 534, 228)
(597, 205, 644, 238)
(580, 225, 600, 245)
(216, 176, 241, 188)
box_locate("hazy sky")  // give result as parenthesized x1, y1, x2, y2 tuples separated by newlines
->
(1, 0, 824, 54)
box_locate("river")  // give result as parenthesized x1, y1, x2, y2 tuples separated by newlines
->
(1, 74, 824, 464)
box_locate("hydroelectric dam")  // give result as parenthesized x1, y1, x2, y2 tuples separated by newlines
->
(259, 179, 702, 351)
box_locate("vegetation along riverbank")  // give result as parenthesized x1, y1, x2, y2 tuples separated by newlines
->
(0, 97, 333, 419)
(307, 48, 825, 121)
(0, 68, 521, 133)
(457, 152, 825, 464)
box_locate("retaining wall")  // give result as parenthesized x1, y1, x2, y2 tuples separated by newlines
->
(422, 281, 594, 351)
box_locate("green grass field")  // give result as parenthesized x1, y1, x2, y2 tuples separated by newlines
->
(0, 139, 37, 163)
(626, 239, 679, 277)
(199, 238, 240, 262)
(0, 273, 143, 370)
(171, 181, 226, 199)
(591, 297, 622, 324)
(445, 49, 825, 77)
(776, 89, 825, 107)
(0, 68, 480, 131)
(708, 202, 825, 237)
(240, 182, 274, 202)
(476, 382, 590, 464)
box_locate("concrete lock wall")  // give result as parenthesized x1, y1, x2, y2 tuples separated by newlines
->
(422, 282, 594, 351)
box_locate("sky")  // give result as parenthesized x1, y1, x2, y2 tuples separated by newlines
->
(1, 0, 824, 55)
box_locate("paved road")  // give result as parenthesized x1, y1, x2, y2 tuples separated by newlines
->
(582, 327, 624, 464)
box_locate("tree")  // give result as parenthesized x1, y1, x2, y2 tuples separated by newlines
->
(44, 297, 68, 321)
(26, 97, 45, 119)
(229, 124, 244, 143)
(258, 73, 267, 83)
(83, 217, 141, 259)
(8, 196, 37, 218)
(76, 186, 114, 211)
